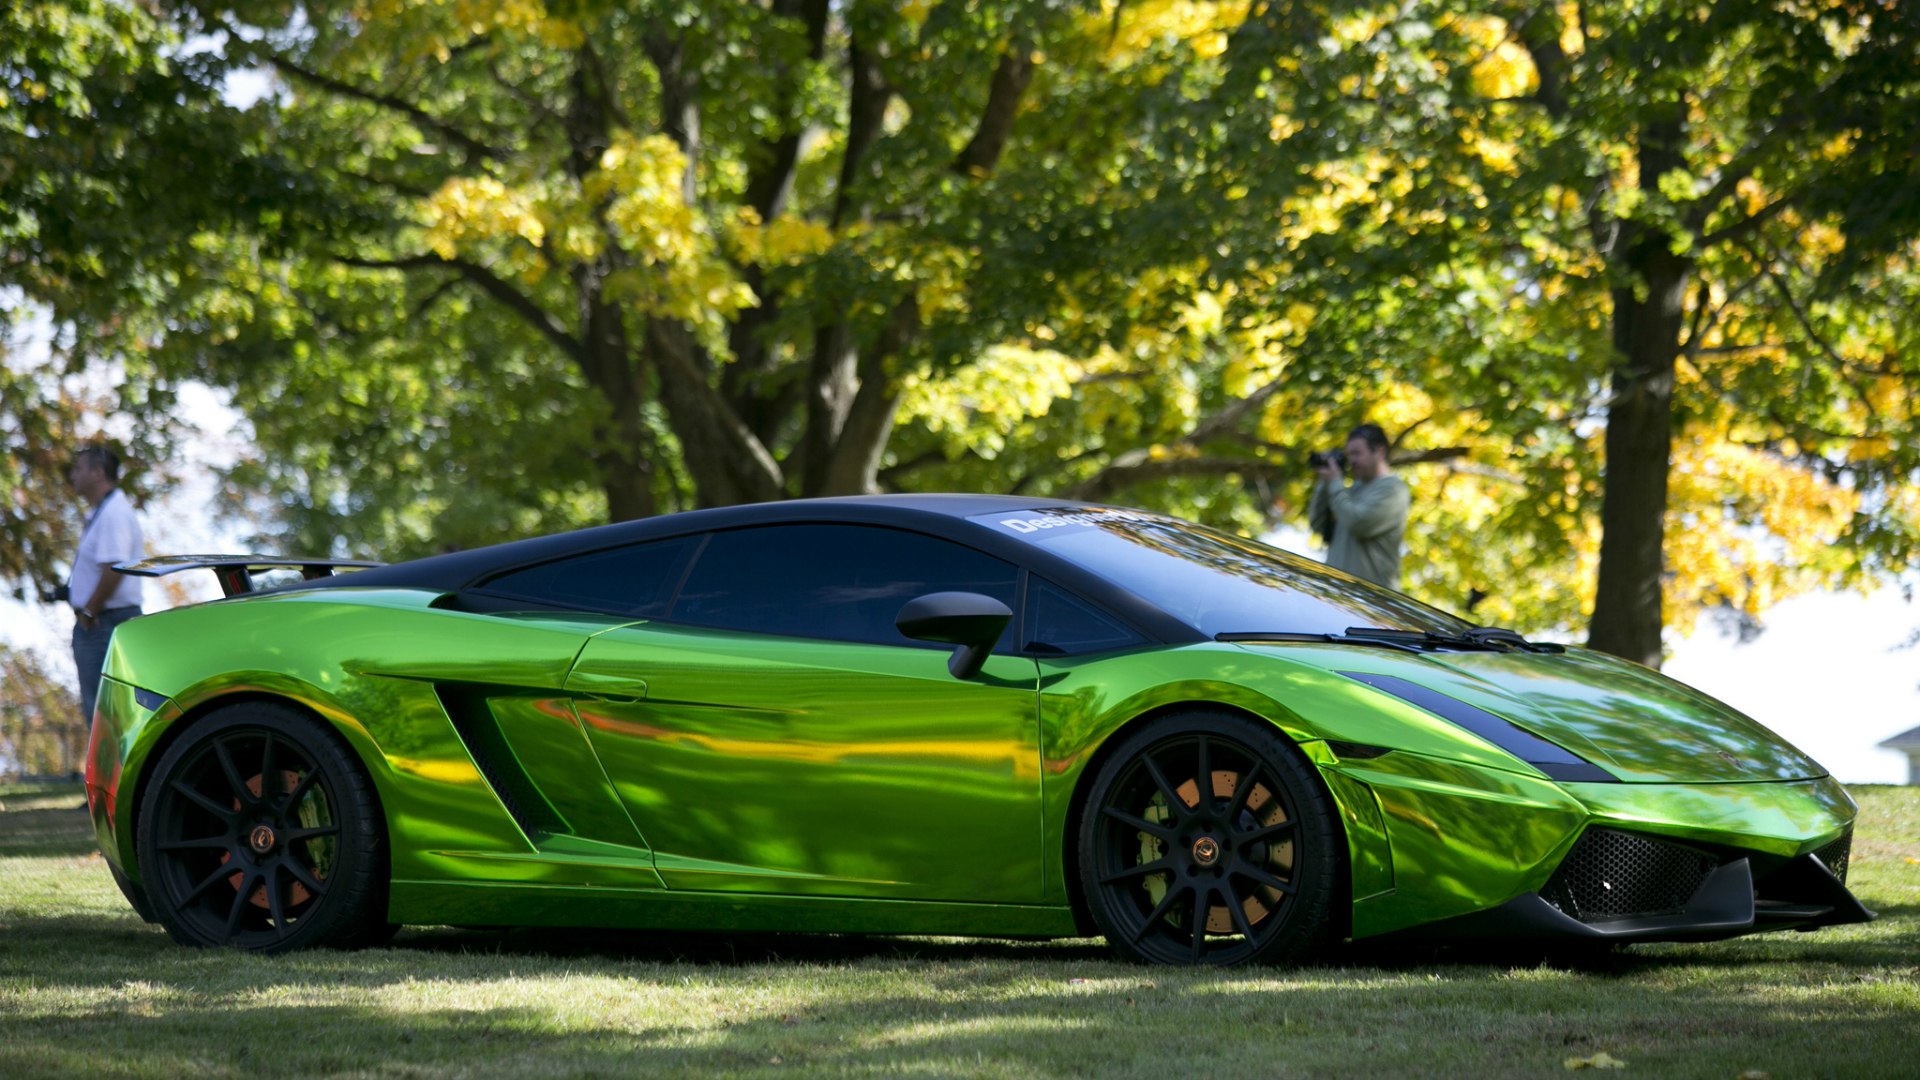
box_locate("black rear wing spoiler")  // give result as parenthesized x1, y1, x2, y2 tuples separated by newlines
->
(115, 555, 385, 598)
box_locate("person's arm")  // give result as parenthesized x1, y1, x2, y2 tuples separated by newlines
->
(1328, 477, 1410, 540)
(1307, 474, 1340, 540)
(76, 568, 127, 627)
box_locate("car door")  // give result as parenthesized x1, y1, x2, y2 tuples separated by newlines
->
(429, 535, 704, 857)
(568, 523, 1045, 903)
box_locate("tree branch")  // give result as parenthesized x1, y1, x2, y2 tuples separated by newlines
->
(743, 0, 831, 222)
(831, 32, 892, 228)
(1063, 454, 1293, 502)
(1747, 239, 1852, 374)
(1696, 190, 1799, 248)
(952, 42, 1036, 177)
(331, 252, 582, 361)
(726, 0, 832, 421)
(331, 167, 436, 199)
(820, 295, 918, 495)
(268, 55, 503, 164)
(646, 319, 785, 504)
(408, 275, 465, 321)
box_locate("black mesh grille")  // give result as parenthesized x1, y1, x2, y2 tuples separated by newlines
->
(1541, 829, 1719, 923)
(1815, 831, 1853, 884)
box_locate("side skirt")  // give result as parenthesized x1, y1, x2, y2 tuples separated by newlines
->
(389, 881, 1081, 938)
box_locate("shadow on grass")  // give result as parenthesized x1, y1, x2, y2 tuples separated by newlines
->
(400, 924, 1111, 966)
(0, 804, 98, 858)
(2, 936, 1918, 1080)
(0, 911, 171, 951)
(7, 896, 1912, 988)
(1326, 897, 1920, 975)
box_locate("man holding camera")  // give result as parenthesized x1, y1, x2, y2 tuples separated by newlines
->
(1306, 423, 1410, 589)
(65, 446, 143, 724)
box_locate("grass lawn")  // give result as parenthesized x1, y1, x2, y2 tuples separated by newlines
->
(2, 779, 1916, 1078)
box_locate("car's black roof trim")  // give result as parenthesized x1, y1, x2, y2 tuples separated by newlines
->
(295, 495, 1208, 646)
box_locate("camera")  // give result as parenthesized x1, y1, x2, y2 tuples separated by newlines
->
(1308, 448, 1347, 470)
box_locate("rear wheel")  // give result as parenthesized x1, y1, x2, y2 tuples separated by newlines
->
(1078, 711, 1340, 966)
(135, 702, 388, 952)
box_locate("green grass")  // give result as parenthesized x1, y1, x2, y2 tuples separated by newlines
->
(0, 779, 87, 814)
(3, 787, 1916, 1079)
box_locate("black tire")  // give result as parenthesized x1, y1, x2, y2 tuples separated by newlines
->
(1077, 711, 1340, 966)
(135, 702, 389, 952)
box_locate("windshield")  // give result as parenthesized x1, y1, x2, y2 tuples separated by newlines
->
(974, 507, 1472, 638)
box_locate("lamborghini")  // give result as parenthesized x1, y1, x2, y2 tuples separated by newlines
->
(86, 495, 1870, 964)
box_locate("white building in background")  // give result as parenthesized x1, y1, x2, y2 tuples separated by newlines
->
(1880, 725, 1920, 785)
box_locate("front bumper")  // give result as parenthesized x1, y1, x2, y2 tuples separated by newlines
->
(1398, 825, 1872, 943)
(1333, 749, 1868, 942)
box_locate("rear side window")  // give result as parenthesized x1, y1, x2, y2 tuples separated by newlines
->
(671, 524, 1019, 647)
(1027, 580, 1146, 655)
(479, 537, 698, 616)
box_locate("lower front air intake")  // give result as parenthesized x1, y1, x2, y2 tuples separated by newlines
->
(1540, 828, 1720, 923)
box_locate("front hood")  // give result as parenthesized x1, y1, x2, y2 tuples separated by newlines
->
(1324, 647, 1826, 784)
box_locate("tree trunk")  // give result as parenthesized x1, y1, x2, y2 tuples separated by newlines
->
(583, 300, 657, 522)
(648, 319, 785, 507)
(1586, 110, 1691, 668)
(814, 295, 918, 495)
(566, 49, 654, 522)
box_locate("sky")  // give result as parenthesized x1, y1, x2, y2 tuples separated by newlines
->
(1664, 589, 1917, 784)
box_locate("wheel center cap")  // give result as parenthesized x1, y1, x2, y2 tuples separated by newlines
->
(249, 824, 277, 854)
(1191, 836, 1221, 866)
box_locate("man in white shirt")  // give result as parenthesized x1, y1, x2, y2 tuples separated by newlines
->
(67, 446, 144, 723)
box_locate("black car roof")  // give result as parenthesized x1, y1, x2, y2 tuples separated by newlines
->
(310, 494, 1104, 593)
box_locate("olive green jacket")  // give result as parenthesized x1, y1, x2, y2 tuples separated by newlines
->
(1307, 472, 1410, 589)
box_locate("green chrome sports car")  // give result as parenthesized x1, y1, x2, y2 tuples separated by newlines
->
(87, 495, 1869, 964)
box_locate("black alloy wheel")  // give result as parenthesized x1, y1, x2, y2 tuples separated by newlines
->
(1078, 711, 1339, 966)
(135, 702, 389, 952)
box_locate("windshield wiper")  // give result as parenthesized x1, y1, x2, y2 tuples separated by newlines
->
(1216, 631, 1425, 655)
(1341, 626, 1566, 653)
(1218, 627, 1566, 655)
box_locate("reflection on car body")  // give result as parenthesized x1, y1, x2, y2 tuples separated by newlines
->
(90, 495, 1869, 965)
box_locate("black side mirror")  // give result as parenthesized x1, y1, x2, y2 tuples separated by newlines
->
(896, 591, 1012, 680)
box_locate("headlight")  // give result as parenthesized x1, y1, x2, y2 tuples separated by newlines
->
(1337, 671, 1617, 783)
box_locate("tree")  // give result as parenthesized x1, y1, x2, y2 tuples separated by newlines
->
(1156, 0, 1920, 664)
(2, 0, 306, 589)
(133, 1, 1165, 533)
(0, 644, 81, 779)
(11, 0, 1915, 665)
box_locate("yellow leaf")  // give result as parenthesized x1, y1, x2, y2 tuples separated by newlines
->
(1470, 41, 1538, 99)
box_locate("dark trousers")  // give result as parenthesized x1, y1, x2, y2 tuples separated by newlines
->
(72, 606, 142, 724)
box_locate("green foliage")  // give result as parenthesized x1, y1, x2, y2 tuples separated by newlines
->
(0, 645, 80, 780)
(2, 0, 307, 581)
(4, 0, 1917, 646)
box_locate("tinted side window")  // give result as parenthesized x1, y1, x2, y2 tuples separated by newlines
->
(1027, 580, 1146, 655)
(479, 537, 697, 616)
(672, 524, 1019, 646)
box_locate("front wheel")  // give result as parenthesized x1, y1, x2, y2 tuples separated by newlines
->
(1077, 711, 1340, 966)
(135, 702, 388, 952)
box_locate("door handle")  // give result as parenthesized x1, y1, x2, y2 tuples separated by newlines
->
(565, 671, 649, 703)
